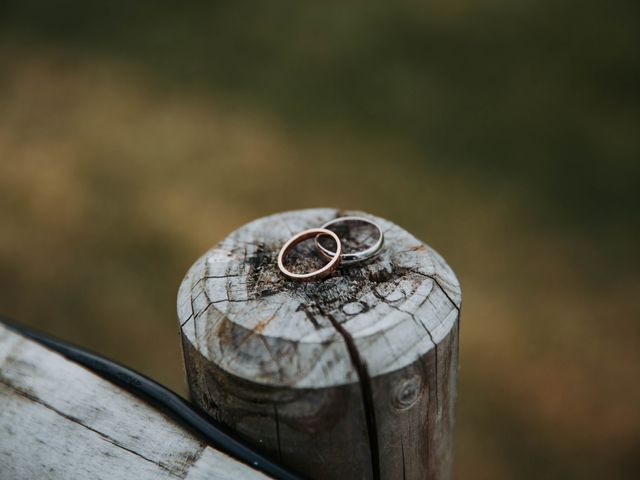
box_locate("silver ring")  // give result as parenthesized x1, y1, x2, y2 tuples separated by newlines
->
(315, 216, 384, 265)
(278, 228, 342, 281)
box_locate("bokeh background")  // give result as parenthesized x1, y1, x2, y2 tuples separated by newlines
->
(1, 1, 638, 478)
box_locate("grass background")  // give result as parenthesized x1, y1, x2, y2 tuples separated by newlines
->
(1, 1, 638, 478)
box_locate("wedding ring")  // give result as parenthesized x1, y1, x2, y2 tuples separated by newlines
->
(278, 228, 342, 281)
(315, 216, 384, 265)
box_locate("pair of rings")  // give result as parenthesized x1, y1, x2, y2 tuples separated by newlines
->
(277, 216, 384, 281)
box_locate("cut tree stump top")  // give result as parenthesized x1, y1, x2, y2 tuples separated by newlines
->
(177, 208, 461, 389)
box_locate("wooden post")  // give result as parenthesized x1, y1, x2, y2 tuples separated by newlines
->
(177, 209, 461, 480)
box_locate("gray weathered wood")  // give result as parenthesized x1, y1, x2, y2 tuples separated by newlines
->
(0, 324, 271, 480)
(178, 208, 461, 480)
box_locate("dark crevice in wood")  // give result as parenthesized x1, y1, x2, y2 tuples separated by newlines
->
(194, 298, 248, 320)
(379, 294, 440, 411)
(192, 273, 244, 288)
(410, 269, 460, 313)
(434, 344, 439, 416)
(296, 303, 320, 329)
(425, 356, 434, 476)
(424, 296, 441, 412)
(323, 312, 381, 480)
(180, 314, 193, 328)
(431, 278, 460, 313)
(401, 436, 406, 480)
(274, 403, 283, 462)
(0, 378, 185, 478)
(190, 288, 206, 302)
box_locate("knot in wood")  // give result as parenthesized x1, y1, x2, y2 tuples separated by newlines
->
(392, 375, 423, 410)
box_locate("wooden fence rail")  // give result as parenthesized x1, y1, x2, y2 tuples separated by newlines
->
(0, 322, 271, 479)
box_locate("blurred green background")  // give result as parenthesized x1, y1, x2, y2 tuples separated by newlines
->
(1, 1, 638, 478)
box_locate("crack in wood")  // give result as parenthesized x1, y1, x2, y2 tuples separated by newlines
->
(409, 269, 460, 313)
(401, 436, 406, 480)
(273, 403, 282, 463)
(380, 290, 440, 412)
(322, 311, 381, 480)
(0, 377, 186, 478)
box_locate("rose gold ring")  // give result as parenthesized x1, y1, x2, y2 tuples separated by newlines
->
(277, 228, 342, 281)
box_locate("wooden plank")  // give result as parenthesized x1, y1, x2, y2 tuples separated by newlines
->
(178, 209, 461, 479)
(0, 324, 270, 480)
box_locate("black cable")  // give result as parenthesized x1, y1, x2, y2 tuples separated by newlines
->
(0, 317, 304, 480)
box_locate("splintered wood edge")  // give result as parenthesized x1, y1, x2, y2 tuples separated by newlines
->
(177, 208, 461, 388)
(0, 324, 270, 480)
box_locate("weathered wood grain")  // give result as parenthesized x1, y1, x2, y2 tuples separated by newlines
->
(0, 324, 271, 480)
(178, 209, 461, 479)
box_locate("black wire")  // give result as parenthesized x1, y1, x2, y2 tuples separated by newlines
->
(0, 317, 304, 480)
